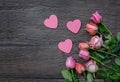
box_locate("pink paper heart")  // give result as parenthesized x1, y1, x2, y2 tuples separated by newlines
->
(66, 19, 81, 33)
(58, 39, 72, 54)
(44, 14, 58, 29)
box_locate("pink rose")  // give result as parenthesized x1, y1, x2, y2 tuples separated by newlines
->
(78, 42, 89, 50)
(89, 35, 103, 49)
(91, 11, 102, 24)
(86, 60, 98, 73)
(75, 62, 85, 74)
(66, 56, 76, 69)
(85, 23, 98, 35)
(79, 50, 90, 60)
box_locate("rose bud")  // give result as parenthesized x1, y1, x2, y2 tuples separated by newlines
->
(79, 50, 90, 60)
(75, 62, 85, 74)
(85, 23, 98, 35)
(78, 42, 89, 50)
(86, 60, 98, 73)
(66, 56, 76, 69)
(89, 35, 103, 49)
(91, 11, 102, 24)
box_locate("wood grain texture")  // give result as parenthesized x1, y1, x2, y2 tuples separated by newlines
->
(0, 78, 105, 82)
(0, 79, 69, 82)
(0, 0, 120, 81)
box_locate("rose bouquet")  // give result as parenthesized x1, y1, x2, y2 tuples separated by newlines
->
(61, 12, 120, 82)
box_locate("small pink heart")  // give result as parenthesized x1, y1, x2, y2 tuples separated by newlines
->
(58, 39, 72, 54)
(66, 19, 81, 33)
(44, 14, 58, 29)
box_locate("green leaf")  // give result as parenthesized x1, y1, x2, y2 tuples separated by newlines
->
(105, 35, 112, 40)
(103, 40, 111, 48)
(61, 69, 72, 81)
(103, 59, 111, 64)
(93, 52, 105, 60)
(111, 45, 120, 53)
(110, 64, 120, 72)
(104, 40, 109, 45)
(110, 74, 119, 80)
(117, 32, 120, 41)
(115, 58, 120, 66)
(97, 52, 106, 59)
(97, 68, 108, 78)
(110, 37, 117, 45)
(97, 23, 108, 33)
(92, 52, 101, 60)
(104, 37, 117, 49)
(87, 73, 93, 82)
(109, 69, 120, 80)
(97, 67, 120, 82)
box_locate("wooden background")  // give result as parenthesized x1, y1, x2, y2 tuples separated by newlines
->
(0, 0, 119, 82)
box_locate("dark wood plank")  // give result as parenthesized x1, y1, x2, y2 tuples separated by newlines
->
(0, 78, 76, 82)
(0, 0, 119, 80)
(0, 78, 105, 82)
(0, 79, 68, 82)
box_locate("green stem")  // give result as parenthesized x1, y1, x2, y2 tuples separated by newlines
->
(71, 70, 79, 82)
(96, 31, 102, 35)
(102, 44, 110, 50)
(89, 47, 120, 58)
(90, 56, 117, 72)
(92, 73, 95, 78)
(90, 56, 105, 66)
(100, 22, 112, 35)
(74, 72, 79, 82)
(83, 72, 86, 81)
(71, 69, 75, 82)
(83, 72, 86, 76)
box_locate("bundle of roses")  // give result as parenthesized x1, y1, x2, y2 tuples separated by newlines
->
(61, 12, 120, 82)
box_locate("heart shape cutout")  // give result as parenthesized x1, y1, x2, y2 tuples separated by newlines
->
(44, 14, 58, 29)
(58, 39, 72, 53)
(66, 19, 81, 33)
